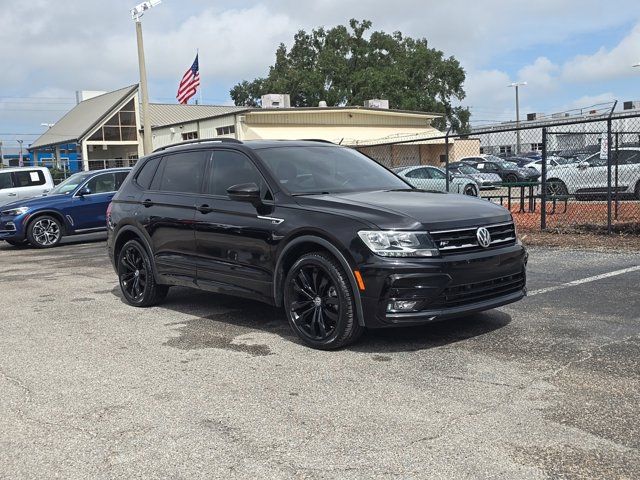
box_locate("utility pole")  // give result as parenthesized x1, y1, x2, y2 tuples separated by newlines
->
(509, 82, 527, 155)
(17, 140, 24, 167)
(131, 1, 162, 156)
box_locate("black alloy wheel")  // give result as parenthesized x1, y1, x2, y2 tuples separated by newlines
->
(118, 239, 169, 307)
(284, 252, 363, 349)
(546, 180, 569, 197)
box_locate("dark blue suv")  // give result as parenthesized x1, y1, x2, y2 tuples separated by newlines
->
(0, 168, 130, 248)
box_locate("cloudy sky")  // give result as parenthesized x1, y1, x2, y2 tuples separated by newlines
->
(2, 0, 640, 150)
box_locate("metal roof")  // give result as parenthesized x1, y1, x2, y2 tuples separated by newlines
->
(29, 85, 138, 150)
(147, 104, 248, 128)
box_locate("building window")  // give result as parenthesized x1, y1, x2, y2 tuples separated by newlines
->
(479, 147, 485, 154)
(499, 145, 513, 155)
(530, 143, 543, 152)
(87, 99, 137, 142)
(216, 125, 235, 136)
(182, 131, 198, 141)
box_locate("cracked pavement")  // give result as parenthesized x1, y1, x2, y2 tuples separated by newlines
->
(1, 234, 639, 479)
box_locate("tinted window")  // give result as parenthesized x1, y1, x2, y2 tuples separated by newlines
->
(618, 150, 640, 164)
(258, 146, 409, 194)
(428, 168, 447, 179)
(208, 150, 266, 197)
(154, 152, 207, 193)
(115, 171, 130, 190)
(135, 157, 160, 189)
(405, 168, 430, 179)
(86, 173, 117, 194)
(14, 170, 46, 187)
(0, 172, 14, 190)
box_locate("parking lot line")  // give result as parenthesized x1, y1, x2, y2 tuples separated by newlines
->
(528, 265, 640, 297)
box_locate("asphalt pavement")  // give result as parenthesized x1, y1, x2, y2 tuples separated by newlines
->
(1, 235, 638, 479)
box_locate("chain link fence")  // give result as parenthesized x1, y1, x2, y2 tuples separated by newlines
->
(357, 111, 640, 234)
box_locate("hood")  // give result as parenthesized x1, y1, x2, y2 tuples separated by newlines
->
(1, 193, 70, 212)
(294, 189, 512, 231)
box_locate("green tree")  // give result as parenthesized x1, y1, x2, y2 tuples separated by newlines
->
(230, 19, 470, 133)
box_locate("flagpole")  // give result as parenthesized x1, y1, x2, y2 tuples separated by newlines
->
(197, 48, 203, 105)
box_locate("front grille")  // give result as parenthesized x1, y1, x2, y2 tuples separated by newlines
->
(441, 272, 525, 308)
(431, 222, 516, 255)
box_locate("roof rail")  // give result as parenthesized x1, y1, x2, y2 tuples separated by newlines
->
(153, 138, 243, 153)
(299, 139, 336, 144)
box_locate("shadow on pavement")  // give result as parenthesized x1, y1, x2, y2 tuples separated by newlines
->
(111, 284, 512, 353)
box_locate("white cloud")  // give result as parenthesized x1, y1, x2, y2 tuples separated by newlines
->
(517, 57, 559, 91)
(562, 23, 640, 82)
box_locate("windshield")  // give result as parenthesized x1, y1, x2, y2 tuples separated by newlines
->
(48, 172, 92, 195)
(496, 161, 518, 170)
(257, 146, 410, 194)
(483, 155, 504, 162)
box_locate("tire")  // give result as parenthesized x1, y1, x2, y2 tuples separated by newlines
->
(505, 174, 518, 183)
(284, 251, 364, 350)
(27, 215, 63, 248)
(463, 183, 478, 196)
(546, 179, 568, 197)
(5, 239, 28, 247)
(117, 239, 169, 307)
(635, 180, 640, 200)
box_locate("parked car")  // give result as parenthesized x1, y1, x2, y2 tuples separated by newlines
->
(392, 165, 479, 196)
(0, 168, 130, 248)
(460, 155, 540, 183)
(107, 139, 527, 350)
(0, 166, 54, 207)
(545, 148, 640, 199)
(447, 162, 502, 189)
(524, 156, 576, 173)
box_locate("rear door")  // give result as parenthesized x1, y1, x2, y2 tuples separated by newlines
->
(141, 151, 208, 282)
(12, 169, 50, 201)
(194, 149, 275, 300)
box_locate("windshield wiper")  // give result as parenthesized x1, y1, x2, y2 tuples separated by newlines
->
(291, 191, 332, 196)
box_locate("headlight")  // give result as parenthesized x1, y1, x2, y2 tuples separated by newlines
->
(358, 230, 439, 257)
(1, 206, 29, 216)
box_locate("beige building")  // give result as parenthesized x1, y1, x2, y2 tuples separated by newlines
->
(30, 85, 478, 170)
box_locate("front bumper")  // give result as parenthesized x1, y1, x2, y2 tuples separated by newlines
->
(357, 243, 527, 328)
(0, 215, 28, 241)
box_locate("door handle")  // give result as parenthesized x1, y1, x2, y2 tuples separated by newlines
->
(142, 199, 154, 208)
(8, 193, 17, 197)
(197, 204, 214, 214)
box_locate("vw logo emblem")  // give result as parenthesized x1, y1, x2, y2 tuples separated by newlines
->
(476, 227, 492, 248)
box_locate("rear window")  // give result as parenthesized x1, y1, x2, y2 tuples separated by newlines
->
(151, 152, 208, 194)
(0, 172, 13, 190)
(14, 170, 46, 187)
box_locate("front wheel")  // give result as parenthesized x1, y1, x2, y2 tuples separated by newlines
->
(27, 216, 63, 248)
(118, 239, 169, 307)
(546, 179, 568, 197)
(284, 252, 364, 350)
(463, 183, 478, 196)
(505, 174, 518, 183)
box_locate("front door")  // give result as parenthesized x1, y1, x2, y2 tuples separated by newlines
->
(69, 172, 120, 230)
(194, 149, 275, 301)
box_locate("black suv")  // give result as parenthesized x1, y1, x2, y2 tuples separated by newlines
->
(108, 140, 527, 349)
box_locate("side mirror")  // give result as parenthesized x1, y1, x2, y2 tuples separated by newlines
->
(78, 187, 92, 196)
(227, 183, 261, 205)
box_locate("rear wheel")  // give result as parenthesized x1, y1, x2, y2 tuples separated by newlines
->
(505, 173, 518, 183)
(284, 252, 364, 350)
(463, 183, 478, 196)
(118, 239, 169, 307)
(546, 179, 568, 197)
(27, 216, 63, 248)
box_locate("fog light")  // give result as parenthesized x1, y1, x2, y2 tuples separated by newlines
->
(387, 300, 419, 313)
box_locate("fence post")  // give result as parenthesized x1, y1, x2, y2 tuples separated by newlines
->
(606, 118, 613, 234)
(541, 127, 547, 231)
(614, 132, 619, 221)
(445, 128, 451, 192)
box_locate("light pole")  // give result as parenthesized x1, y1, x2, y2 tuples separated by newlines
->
(509, 81, 527, 154)
(17, 140, 24, 167)
(131, 0, 161, 156)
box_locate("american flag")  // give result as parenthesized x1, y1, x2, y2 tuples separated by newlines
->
(176, 54, 200, 104)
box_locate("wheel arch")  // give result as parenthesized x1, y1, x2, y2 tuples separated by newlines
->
(113, 225, 159, 278)
(273, 235, 365, 327)
(25, 210, 68, 235)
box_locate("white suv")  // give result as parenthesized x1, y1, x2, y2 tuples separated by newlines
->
(0, 167, 55, 207)
(545, 148, 640, 199)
